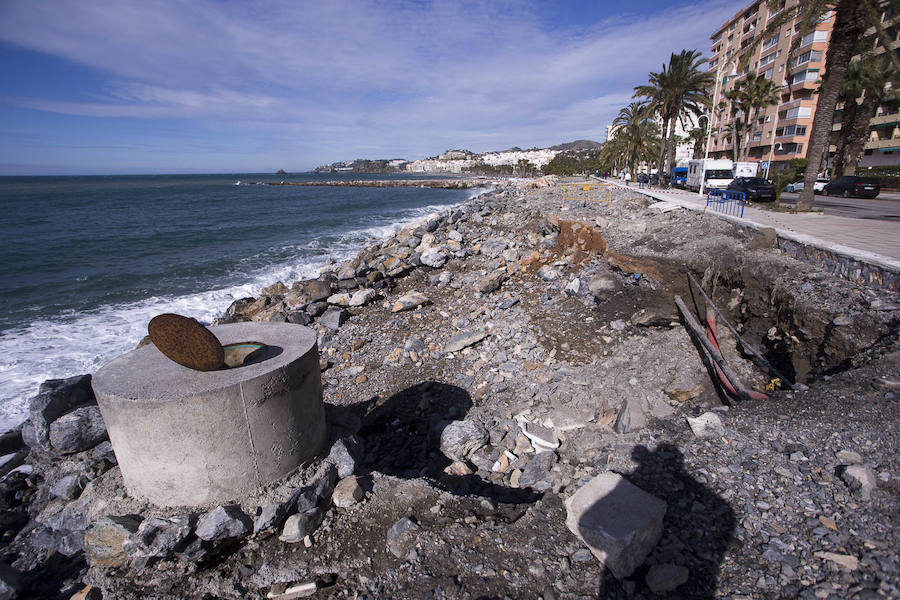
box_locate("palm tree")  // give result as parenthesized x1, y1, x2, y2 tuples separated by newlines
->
(740, 0, 900, 211)
(634, 50, 713, 184)
(736, 73, 781, 161)
(832, 54, 899, 176)
(606, 102, 661, 178)
(721, 88, 745, 163)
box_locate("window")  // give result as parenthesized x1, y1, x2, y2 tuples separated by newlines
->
(763, 68, 774, 80)
(790, 69, 819, 84)
(776, 125, 808, 137)
(752, 131, 762, 142)
(760, 52, 776, 67)
(799, 30, 828, 46)
(763, 34, 779, 49)
(791, 50, 823, 67)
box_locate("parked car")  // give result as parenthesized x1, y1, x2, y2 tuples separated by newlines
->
(727, 177, 776, 202)
(786, 178, 830, 193)
(822, 176, 881, 198)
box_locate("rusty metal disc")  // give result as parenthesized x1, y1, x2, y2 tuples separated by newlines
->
(148, 313, 224, 371)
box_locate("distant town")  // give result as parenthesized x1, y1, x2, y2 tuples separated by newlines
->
(313, 140, 603, 176)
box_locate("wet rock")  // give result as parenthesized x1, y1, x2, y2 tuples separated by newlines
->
(261, 281, 288, 296)
(48, 405, 108, 454)
(27, 374, 94, 449)
(279, 508, 324, 543)
(841, 465, 877, 500)
(444, 330, 487, 353)
(565, 472, 666, 579)
(686, 412, 725, 438)
(84, 515, 143, 568)
(614, 398, 647, 434)
(386, 517, 420, 559)
(518, 451, 557, 490)
(392, 292, 429, 312)
(438, 420, 488, 461)
(195, 505, 251, 542)
(332, 476, 364, 508)
(320, 307, 350, 331)
(327, 435, 364, 478)
(645, 563, 689, 593)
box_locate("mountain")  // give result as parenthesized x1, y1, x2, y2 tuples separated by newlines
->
(549, 140, 603, 151)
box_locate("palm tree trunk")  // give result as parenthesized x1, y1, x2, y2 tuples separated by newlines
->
(658, 115, 668, 181)
(796, 0, 866, 211)
(831, 97, 858, 177)
(842, 95, 877, 176)
(665, 117, 677, 183)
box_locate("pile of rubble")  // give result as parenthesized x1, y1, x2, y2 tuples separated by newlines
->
(0, 181, 897, 599)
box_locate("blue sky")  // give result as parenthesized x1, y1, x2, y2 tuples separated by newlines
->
(0, 0, 741, 175)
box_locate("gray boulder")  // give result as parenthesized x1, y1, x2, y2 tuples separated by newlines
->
(565, 472, 666, 579)
(438, 420, 488, 461)
(841, 464, 877, 500)
(420, 248, 448, 268)
(646, 563, 690, 593)
(278, 508, 324, 543)
(305, 280, 334, 303)
(386, 517, 420, 558)
(84, 515, 143, 568)
(518, 451, 557, 490)
(686, 412, 725, 438)
(124, 515, 192, 565)
(27, 374, 94, 449)
(444, 330, 487, 353)
(49, 473, 88, 500)
(327, 435, 364, 478)
(48, 405, 108, 454)
(292, 462, 338, 513)
(320, 307, 350, 331)
(614, 398, 647, 434)
(195, 505, 251, 542)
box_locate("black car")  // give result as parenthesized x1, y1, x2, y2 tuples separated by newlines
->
(727, 177, 776, 202)
(822, 176, 880, 199)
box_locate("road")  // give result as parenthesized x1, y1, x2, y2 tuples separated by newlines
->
(777, 192, 900, 220)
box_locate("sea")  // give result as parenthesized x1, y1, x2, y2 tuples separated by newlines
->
(0, 172, 487, 431)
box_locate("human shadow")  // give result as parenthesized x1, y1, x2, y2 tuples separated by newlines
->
(593, 443, 736, 598)
(326, 381, 540, 505)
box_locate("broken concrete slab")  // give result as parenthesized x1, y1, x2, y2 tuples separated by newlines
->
(564, 471, 666, 579)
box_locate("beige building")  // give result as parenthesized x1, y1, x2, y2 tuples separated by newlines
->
(706, 0, 834, 173)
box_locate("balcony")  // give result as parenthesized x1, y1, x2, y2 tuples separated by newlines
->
(865, 137, 900, 150)
(870, 112, 900, 127)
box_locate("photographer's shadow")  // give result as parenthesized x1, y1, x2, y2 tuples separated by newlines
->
(595, 443, 736, 598)
(327, 381, 539, 505)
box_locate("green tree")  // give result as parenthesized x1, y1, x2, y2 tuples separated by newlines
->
(736, 72, 781, 161)
(740, 0, 900, 211)
(605, 102, 661, 178)
(832, 54, 899, 176)
(634, 49, 714, 183)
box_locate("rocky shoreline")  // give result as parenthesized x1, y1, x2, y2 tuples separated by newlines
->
(242, 179, 486, 189)
(0, 178, 898, 599)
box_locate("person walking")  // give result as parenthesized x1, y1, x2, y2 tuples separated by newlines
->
(624, 171, 631, 186)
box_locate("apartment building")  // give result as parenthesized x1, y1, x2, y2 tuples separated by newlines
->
(831, 7, 900, 168)
(706, 0, 834, 173)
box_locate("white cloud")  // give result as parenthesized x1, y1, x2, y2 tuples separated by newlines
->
(0, 0, 739, 167)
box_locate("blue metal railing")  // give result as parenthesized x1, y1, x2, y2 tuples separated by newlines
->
(705, 189, 746, 217)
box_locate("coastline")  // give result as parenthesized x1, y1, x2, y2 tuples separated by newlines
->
(1, 177, 897, 599)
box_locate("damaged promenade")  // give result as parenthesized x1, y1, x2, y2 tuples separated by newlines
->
(1, 179, 898, 599)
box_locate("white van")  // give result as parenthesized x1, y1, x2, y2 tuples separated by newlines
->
(687, 159, 734, 192)
(733, 162, 759, 178)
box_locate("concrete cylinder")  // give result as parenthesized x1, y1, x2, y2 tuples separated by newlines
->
(92, 322, 326, 507)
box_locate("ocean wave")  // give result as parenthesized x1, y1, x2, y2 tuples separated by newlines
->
(0, 198, 468, 431)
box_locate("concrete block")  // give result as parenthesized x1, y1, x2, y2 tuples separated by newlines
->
(92, 322, 326, 507)
(565, 471, 666, 579)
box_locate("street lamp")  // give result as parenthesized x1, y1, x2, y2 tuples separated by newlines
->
(700, 61, 737, 197)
